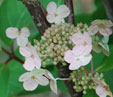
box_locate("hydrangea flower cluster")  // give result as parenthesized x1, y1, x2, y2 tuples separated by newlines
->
(71, 67, 104, 94)
(64, 32, 92, 70)
(5, 1, 113, 97)
(34, 23, 88, 67)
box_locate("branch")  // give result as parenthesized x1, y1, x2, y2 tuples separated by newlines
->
(64, 0, 75, 25)
(20, 0, 50, 35)
(57, 63, 83, 97)
(103, 0, 113, 22)
(2, 48, 24, 64)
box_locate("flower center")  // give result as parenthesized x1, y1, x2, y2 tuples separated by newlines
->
(18, 31, 22, 35)
(76, 58, 80, 61)
(98, 24, 106, 29)
(54, 13, 58, 17)
(83, 41, 87, 46)
(31, 76, 36, 80)
(31, 54, 35, 59)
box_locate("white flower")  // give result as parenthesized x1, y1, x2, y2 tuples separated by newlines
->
(19, 69, 49, 91)
(88, 20, 113, 36)
(94, 79, 113, 97)
(64, 50, 92, 70)
(96, 84, 107, 97)
(6, 27, 30, 47)
(46, 1, 70, 24)
(19, 43, 41, 71)
(72, 32, 92, 56)
(45, 70, 57, 94)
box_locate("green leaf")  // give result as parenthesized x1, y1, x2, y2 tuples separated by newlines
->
(103, 69, 113, 93)
(97, 45, 113, 72)
(83, 89, 98, 97)
(0, 66, 9, 97)
(0, 0, 39, 45)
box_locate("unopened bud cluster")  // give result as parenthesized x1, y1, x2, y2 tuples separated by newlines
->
(71, 67, 104, 94)
(35, 23, 88, 67)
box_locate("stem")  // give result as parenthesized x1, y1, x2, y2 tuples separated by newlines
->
(103, 0, 113, 22)
(64, 0, 75, 25)
(2, 48, 24, 64)
(56, 78, 71, 81)
(57, 63, 83, 97)
(91, 58, 94, 74)
(84, 67, 90, 74)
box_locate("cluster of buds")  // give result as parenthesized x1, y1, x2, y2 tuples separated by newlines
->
(34, 23, 88, 67)
(70, 67, 104, 94)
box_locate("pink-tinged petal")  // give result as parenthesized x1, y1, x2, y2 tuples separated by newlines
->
(29, 45, 38, 56)
(23, 58, 36, 71)
(17, 35, 28, 47)
(23, 79, 38, 91)
(105, 28, 112, 36)
(19, 46, 31, 57)
(21, 27, 30, 37)
(72, 33, 84, 45)
(88, 25, 98, 35)
(72, 45, 92, 56)
(57, 5, 70, 18)
(50, 80, 57, 94)
(99, 28, 112, 36)
(19, 72, 30, 82)
(6, 27, 19, 39)
(46, 14, 56, 23)
(64, 50, 75, 63)
(83, 32, 92, 44)
(47, 1, 57, 14)
(37, 76, 49, 86)
(96, 85, 107, 97)
(69, 62, 81, 70)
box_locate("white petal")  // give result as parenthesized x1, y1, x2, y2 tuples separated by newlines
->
(6, 27, 19, 39)
(88, 25, 98, 35)
(31, 69, 46, 76)
(17, 35, 28, 47)
(96, 85, 107, 97)
(69, 62, 81, 70)
(54, 16, 63, 24)
(23, 79, 38, 91)
(64, 50, 75, 63)
(23, 58, 36, 71)
(33, 56, 41, 69)
(47, 1, 57, 14)
(37, 76, 49, 86)
(81, 54, 92, 66)
(57, 5, 70, 18)
(45, 70, 54, 80)
(21, 27, 30, 37)
(19, 46, 31, 57)
(50, 80, 57, 94)
(19, 72, 30, 82)
(46, 14, 56, 23)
